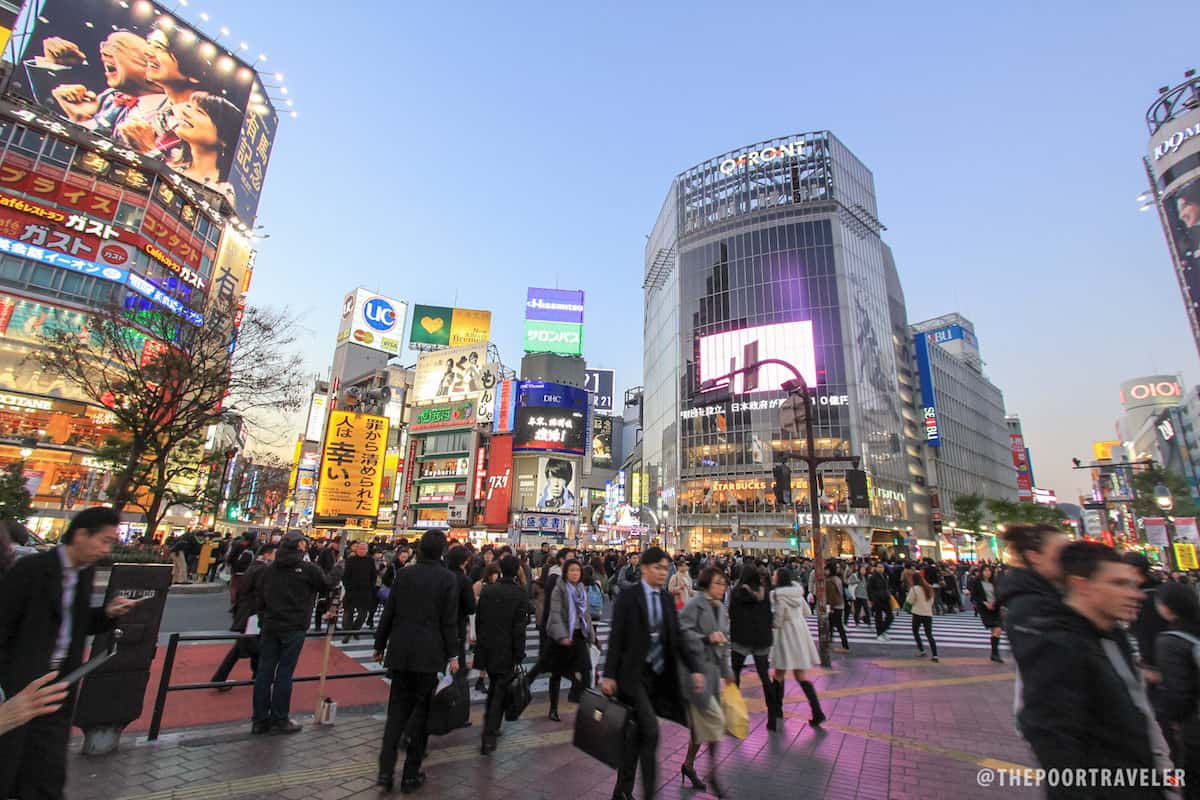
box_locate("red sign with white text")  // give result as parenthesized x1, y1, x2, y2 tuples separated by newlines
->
(483, 435, 514, 528)
(1011, 434, 1033, 501)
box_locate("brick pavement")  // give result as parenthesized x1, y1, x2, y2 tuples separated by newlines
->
(64, 645, 1042, 800)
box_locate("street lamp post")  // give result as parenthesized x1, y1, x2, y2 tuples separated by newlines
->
(1154, 482, 1177, 570)
(701, 357, 844, 668)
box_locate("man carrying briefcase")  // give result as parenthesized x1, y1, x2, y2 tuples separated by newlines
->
(598, 547, 703, 800)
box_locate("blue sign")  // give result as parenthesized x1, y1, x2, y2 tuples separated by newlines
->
(926, 324, 978, 350)
(913, 333, 941, 447)
(517, 380, 589, 411)
(525, 287, 585, 324)
(0, 234, 204, 327)
(363, 297, 398, 332)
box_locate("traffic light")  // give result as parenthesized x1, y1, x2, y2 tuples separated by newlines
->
(773, 463, 792, 505)
(847, 469, 869, 508)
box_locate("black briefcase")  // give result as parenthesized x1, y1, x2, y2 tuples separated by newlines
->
(573, 689, 632, 769)
(504, 666, 532, 721)
(427, 676, 470, 736)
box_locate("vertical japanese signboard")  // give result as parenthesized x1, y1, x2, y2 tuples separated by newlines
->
(315, 410, 390, 518)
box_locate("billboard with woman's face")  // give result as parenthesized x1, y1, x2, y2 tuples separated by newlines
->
(7, 0, 277, 223)
(1164, 175, 1200, 328)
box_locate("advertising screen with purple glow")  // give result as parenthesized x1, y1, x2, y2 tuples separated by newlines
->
(698, 320, 817, 395)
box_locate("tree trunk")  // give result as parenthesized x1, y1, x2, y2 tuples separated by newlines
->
(109, 437, 148, 513)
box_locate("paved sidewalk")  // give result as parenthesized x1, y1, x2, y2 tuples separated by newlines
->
(63, 645, 1041, 800)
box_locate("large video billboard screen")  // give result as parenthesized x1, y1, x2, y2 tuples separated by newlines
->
(8, 0, 277, 223)
(698, 320, 816, 395)
(412, 345, 495, 405)
(1165, 175, 1200, 330)
(513, 407, 587, 454)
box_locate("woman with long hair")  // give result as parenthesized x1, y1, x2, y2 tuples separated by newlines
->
(906, 572, 938, 662)
(729, 563, 779, 729)
(472, 563, 502, 693)
(769, 567, 826, 728)
(542, 559, 596, 721)
(168, 91, 244, 203)
(847, 564, 870, 625)
(1155, 581, 1200, 797)
(678, 566, 735, 796)
(970, 565, 1004, 663)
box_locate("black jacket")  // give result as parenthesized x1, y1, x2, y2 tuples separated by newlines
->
(229, 560, 267, 633)
(0, 549, 114, 698)
(375, 558, 458, 673)
(998, 567, 1061, 645)
(474, 578, 529, 674)
(1133, 580, 1168, 667)
(866, 572, 891, 605)
(341, 554, 377, 601)
(728, 584, 772, 650)
(1013, 600, 1170, 799)
(248, 546, 332, 635)
(1155, 625, 1200, 724)
(452, 568, 477, 645)
(602, 582, 699, 726)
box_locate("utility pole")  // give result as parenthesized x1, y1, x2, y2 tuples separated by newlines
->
(702, 357, 855, 668)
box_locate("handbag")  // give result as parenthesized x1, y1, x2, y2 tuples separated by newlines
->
(721, 683, 748, 740)
(573, 689, 633, 769)
(504, 666, 532, 721)
(889, 595, 900, 611)
(427, 672, 470, 735)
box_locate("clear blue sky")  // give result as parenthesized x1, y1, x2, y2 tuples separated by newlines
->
(197, 0, 1198, 502)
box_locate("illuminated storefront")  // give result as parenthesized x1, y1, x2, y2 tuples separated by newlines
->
(643, 132, 918, 553)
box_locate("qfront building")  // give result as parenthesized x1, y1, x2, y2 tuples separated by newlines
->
(642, 132, 921, 555)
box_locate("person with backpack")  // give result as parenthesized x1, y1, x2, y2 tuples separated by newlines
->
(1154, 581, 1200, 796)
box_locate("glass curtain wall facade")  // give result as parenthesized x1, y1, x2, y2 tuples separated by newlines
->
(643, 132, 913, 553)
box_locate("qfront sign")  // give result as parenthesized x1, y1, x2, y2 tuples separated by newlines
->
(718, 140, 807, 175)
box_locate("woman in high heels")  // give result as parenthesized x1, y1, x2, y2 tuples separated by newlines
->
(770, 567, 826, 727)
(678, 566, 736, 796)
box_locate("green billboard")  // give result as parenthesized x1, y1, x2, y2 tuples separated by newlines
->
(524, 319, 583, 355)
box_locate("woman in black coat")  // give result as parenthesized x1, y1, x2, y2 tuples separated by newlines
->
(970, 565, 1004, 663)
(474, 557, 531, 753)
(729, 564, 780, 730)
(1154, 580, 1200, 797)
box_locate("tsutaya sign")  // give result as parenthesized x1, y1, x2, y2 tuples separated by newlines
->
(795, 512, 861, 527)
(719, 140, 808, 175)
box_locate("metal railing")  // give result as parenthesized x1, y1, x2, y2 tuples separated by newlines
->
(147, 628, 385, 741)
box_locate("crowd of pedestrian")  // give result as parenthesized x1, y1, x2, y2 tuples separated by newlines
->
(9, 510, 1200, 798)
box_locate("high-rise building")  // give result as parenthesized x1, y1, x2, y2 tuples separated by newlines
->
(0, 0, 278, 537)
(909, 314, 1016, 557)
(1144, 71, 1200, 356)
(642, 132, 917, 556)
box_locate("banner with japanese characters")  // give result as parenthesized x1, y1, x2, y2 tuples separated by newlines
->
(315, 410, 390, 519)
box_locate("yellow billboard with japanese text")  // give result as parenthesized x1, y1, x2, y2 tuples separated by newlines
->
(315, 410, 390, 518)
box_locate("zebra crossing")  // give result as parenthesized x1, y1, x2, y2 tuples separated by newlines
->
(331, 609, 1000, 701)
(809, 609, 1003, 651)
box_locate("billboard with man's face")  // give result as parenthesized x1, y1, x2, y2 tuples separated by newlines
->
(535, 456, 577, 511)
(412, 344, 494, 405)
(8, 0, 277, 223)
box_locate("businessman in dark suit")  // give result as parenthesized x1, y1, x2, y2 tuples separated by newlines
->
(373, 529, 459, 793)
(600, 547, 703, 800)
(0, 506, 135, 800)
